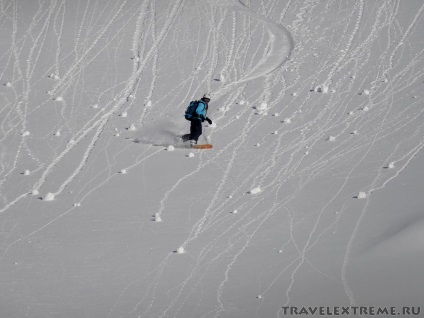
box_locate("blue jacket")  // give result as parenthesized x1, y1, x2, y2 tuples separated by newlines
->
(193, 100, 208, 121)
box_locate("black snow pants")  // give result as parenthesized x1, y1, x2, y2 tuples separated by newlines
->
(190, 119, 202, 143)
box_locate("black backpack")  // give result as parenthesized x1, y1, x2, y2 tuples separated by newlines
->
(184, 100, 199, 120)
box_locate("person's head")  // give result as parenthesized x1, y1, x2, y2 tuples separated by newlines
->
(202, 93, 211, 103)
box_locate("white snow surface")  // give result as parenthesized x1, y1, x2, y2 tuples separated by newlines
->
(1, 1, 424, 317)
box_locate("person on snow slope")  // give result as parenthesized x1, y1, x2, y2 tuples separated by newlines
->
(183, 93, 213, 145)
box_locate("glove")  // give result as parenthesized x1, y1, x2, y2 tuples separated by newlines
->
(206, 117, 212, 125)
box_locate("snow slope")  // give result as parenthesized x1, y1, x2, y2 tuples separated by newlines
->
(0, 1, 423, 317)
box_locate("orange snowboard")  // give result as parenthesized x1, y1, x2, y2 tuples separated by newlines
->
(191, 144, 213, 149)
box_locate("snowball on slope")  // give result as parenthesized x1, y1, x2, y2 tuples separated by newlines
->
(154, 213, 162, 222)
(357, 192, 367, 199)
(167, 145, 175, 151)
(43, 193, 55, 201)
(249, 186, 262, 194)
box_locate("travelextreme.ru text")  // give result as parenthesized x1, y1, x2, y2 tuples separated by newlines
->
(281, 306, 421, 316)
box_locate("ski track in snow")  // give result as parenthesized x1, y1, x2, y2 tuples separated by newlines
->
(0, 0, 424, 317)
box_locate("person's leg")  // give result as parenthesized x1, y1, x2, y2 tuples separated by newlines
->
(190, 120, 202, 143)
(181, 133, 190, 142)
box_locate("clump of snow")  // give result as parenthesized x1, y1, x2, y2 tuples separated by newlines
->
(231, 209, 238, 214)
(278, 249, 283, 254)
(49, 73, 60, 80)
(328, 136, 336, 141)
(43, 193, 55, 201)
(128, 123, 136, 131)
(412, 96, 418, 99)
(154, 213, 162, 222)
(352, 130, 358, 135)
(314, 85, 329, 93)
(145, 100, 152, 107)
(31, 189, 39, 196)
(362, 106, 369, 112)
(255, 102, 268, 115)
(120, 111, 127, 117)
(21, 131, 30, 137)
(249, 186, 262, 194)
(362, 89, 371, 95)
(348, 111, 354, 115)
(115, 133, 120, 137)
(187, 152, 194, 158)
(23, 170, 30, 176)
(357, 192, 367, 199)
(91, 104, 99, 109)
(68, 139, 75, 144)
(273, 112, 279, 117)
(4, 82, 12, 87)
(387, 162, 395, 169)
(208, 122, 217, 128)
(176, 246, 185, 254)
(219, 73, 226, 82)
(167, 145, 175, 151)
(292, 92, 298, 97)
(54, 96, 63, 102)
(257, 102, 268, 110)
(272, 130, 278, 135)
(54, 130, 61, 137)
(257, 295, 262, 299)
(255, 143, 260, 147)
(120, 169, 127, 174)
(283, 118, 291, 124)
(73, 203, 81, 207)
(238, 100, 246, 105)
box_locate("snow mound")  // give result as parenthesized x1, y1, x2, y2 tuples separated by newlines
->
(238, 100, 246, 105)
(43, 193, 55, 201)
(145, 100, 152, 107)
(231, 209, 238, 214)
(356, 192, 367, 199)
(176, 246, 185, 254)
(387, 162, 395, 169)
(120, 169, 127, 174)
(21, 131, 30, 137)
(54, 131, 61, 137)
(283, 118, 291, 124)
(120, 111, 127, 117)
(54, 96, 63, 102)
(23, 170, 30, 176)
(167, 145, 175, 151)
(153, 213, 162, 222)
(4, 82, 12, 87)
(314, 85, 329, 93)
(128, 123, 136, 131)
(328, 136, 336, 142)
(249, 186, 262, 194)
(187, 152, 194, 158)
(31, 189, 39, 196)
(255, 102, 268, 115)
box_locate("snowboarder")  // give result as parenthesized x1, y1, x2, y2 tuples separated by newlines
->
(182, 93, 213, 145)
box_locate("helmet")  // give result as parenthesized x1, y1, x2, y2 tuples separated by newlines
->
(202, 93, 211, 100)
